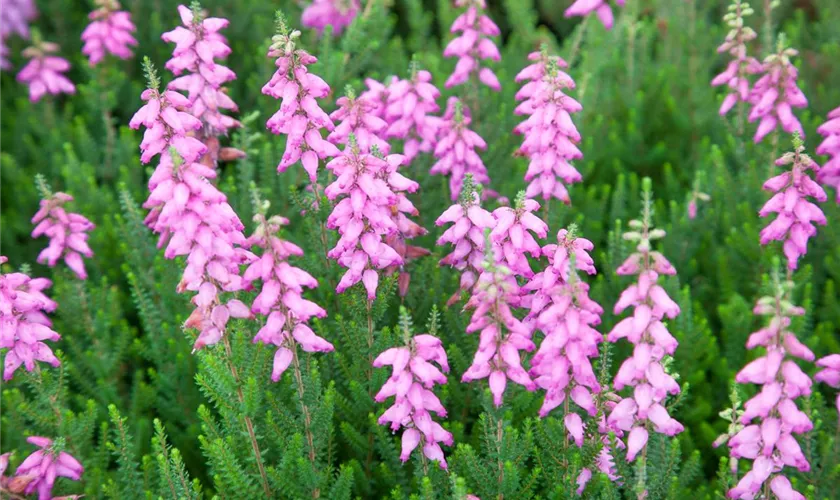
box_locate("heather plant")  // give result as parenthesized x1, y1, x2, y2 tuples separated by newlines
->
(2, 0, 840, 499)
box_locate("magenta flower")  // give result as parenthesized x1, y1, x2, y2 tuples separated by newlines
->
(328, 85, 390, 153)
(16, 40, 75, 102)
(430, 97, 490, 200)
(360, 76, 398, 123)
(263, 17, 338, 181)
(816, 106, 840, 203)
(443, 0, 501, 91)
(727, 271, 813, 500)
(816, 354, 840, 419)
(436, 175, 496, 304)
(606, 193, 684, 461)
(31, 190, 95, 280)
(564, 0, 625, 30)
(0, 0, 37, 40)
(375, 311, 453, 469)
(382, 161, 429, 298)
(712, 0, 761, 116)
(490, 194, 548, 279)
(301, 0, 359, 36)
(243, 211, 332, 382)
(462, 257, 536, 406)
(747, 38, 807, 143)
(384, 63, 441, 162)
(0, 256, 61, 380)
(759, 136, 826, 270)
(514, 49, 583, 204)
(11, 437, 83, 500)
(162, 4, 240, 145)
(81, 0, 137, 66)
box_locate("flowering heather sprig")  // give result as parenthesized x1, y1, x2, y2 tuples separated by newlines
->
(759, 135, 826, 270)
(9, 437, 83, 500)
(747, 35, 807, 143)
(1, 0, 37, 69)
(712, 0, 761, 117)
(443, 0, 501, 91)
(727, 267, 814, 500)
(263, 12, 338, 181)
(436, 175, 496, 304)
(430, 97, 490, 200)
(16, 37, 75, 102)
(325, 138, 417, 299)
(462, 252, 536, 406)
(31, 180, 95, 280)
(490, 193, 548, 279)
(0, 256, 61, 380)
(243, 200, 332, 382)
(564, 0, 625, 30)
(328, 85, 390, 153)
(815, 354, 840, 419)
(816, 106, 840, 203)
(385, 59, 441, 162)
(162, 3, 241, 150)
(606, 180, 684, 462)
(301, 0, 359, 36)
(81, 0, 137, 66)
(375, 307, 453, 469)
(514, 51, 583, 204)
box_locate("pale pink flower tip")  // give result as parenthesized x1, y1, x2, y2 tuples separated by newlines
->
(12, 436, 83, 499)
(16, 41, 75, 102)
(444, 0, 502, 91)
(301, 0, 360, 36)
(31, 191, 95, 280)
(564, 0, 626, 30)
(81, 0, 137, 65)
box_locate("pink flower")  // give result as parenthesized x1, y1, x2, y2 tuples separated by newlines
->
(0, 256, 61, 380)
(384, 64, 441, 161)
(360, 76, 398, 123)
(0, 0, 37, 40)
(490, 195, 548, 279)
(816, 354, 840, 420)
(263, 17, 338, 181)
(430, 97, 490, 200)
(301, 0, 359, 36)
(16, 41, 75, 102)
(375, 311, 452, 469)
(758, 137, 827, 270)
(711, 1, 761, 116)
(31, 191, 95, 280)
(329, 85, 390, 153)
(81, 0, 137, 65)
(816, 106, 840, 203)
(443, 0, 501, 91)
(13, 436, 83, 500)
(514, 49, 583, 204)
(747, 40, 807, 143)
(564, 0, 626, 30)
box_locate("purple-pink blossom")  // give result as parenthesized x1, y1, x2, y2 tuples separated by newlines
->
(375, 316, 452, 469)
(301, 0, 359, 36)
(490, 195, 548, 279)
(0, 255, 61, 380)
(747, 39, 807, 143)
(384, 64, 440, 162)
(514, 49, 583, 204)
(758, 137, 826, 270)
(243, 211, 332, 381)
(11, 436, 83, 500)
(1, 0, 36, 40)
(16, 40, 75, 102)
(816, 106, 840, 203)
(81, 0, 137, 65)
(263, 18, 338, 181)
(328, 85, 390, 153)
(430, 97, 490, 200)
(564, 0, 625, 30)
(360, 76, 398, 123)
(815, 354, 840, 420)
(711, 0, 761, 116)
(443, 0, 501, 91)
(31, 190, 95, 280)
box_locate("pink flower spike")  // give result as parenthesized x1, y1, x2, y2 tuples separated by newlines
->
(564, 0, 624, 29)
(1, 0, 37, 41)
(816, 106, 840, 203)
(16, 40, 75, 102)
(490, 193, 548, 279)
(14, 436, 83, 499)
(384, 62, 440, 162)
(747, 39, 807, 143)
(31, 186, 95, 280)
(431, 97, 491, 200)
(81, 0, 137, 65)
(301, 0, 359, 36)
(444, 0, 502, 90)
(711, 1, 761, 117)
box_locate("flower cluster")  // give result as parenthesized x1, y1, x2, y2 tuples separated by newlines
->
(430, 97, 490, 200)
(325, 140, 419, 299)
(301, 0, 359, 36)
(384, 62, 440, 162)
(31, 189, 95, 280)
(0, 256, 61, 380)
(2, 437, 83, 500)
(16, 39, 75, 102)
(747, 37, 807, 143)
(436, 175, 496, 304)
(375, 309, 453, 469)
(383, 163, 429, 298)
(81, 0, 137, 66)
(162, 3, 240, 152)
(329, 85, 390, 153)
(816, 354, 840, 419)
(0, 0, 37, 70)
(462, 256, 536, 407)
(606, 185, 684, 462)
(443, 0, 501, 91)
(816, 106, 840, 203)
(130, 66, 251, 351)
(564, 0, 625, 30)
(759, 136, 826, 270)
(490, 194, 548, 279)
(727, 271, 813, 500)
(243, 208, 332, 381)
(361, 76, 398, 122)
(263, 15, 338, 181)
(514, 49, 583, 204)
(712, 0, 761, 116)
